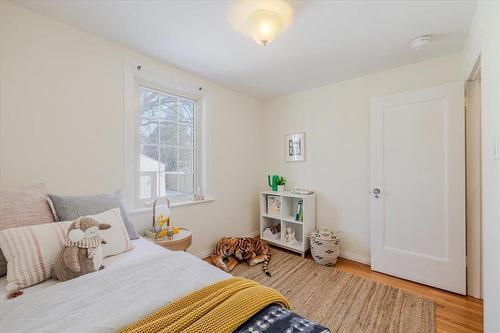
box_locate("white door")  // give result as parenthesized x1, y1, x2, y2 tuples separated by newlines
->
(370, 82, 466, 294)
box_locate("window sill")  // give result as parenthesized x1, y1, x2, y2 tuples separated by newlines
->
(129, 198, 215, 216)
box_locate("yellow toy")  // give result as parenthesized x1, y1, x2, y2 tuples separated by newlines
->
(157, 229, 168, 238)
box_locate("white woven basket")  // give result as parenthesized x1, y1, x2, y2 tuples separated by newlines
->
(308, 230, 343, 267)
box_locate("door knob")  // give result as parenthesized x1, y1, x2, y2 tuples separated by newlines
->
(372, 188, 381, 199)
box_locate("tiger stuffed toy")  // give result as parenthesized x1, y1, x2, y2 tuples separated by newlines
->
(210, 237, 272, 277)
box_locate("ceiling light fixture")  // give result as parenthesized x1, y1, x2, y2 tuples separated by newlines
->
(228, 0, 293, 47)
(246, 9, 283, 46)
(410, 35, 432, 50)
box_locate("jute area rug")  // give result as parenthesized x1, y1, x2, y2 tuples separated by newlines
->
(229, 247, 435, 333)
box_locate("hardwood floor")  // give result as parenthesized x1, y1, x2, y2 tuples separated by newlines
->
(332, 256, 483, 333)
(208, 246, 483, 332)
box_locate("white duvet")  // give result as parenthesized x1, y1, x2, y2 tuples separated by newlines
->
(0, 238, 230, 333)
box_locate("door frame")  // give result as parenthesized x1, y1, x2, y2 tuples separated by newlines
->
(465, 54, 483, 299)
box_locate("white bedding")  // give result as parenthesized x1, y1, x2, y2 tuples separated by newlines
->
(0, 238, 230, 332)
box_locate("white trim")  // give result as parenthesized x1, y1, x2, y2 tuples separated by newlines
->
(463, 5, 480, 81)
(464, 41, 481, 81)
(193, 229, 371, 265)
(123, 62, 136, 209)
(195, 248, 213, 260)
(123, 61, 210, 210)
(465, 80, 483, 299)
(463, 15, 483, 299)
(128, 198, 215, 216)
(134, 81, 199, 207)
(196, 243, 371, 266)
(339, 250, 371, 265)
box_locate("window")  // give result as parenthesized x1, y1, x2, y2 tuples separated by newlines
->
(137, 85, 197, 206)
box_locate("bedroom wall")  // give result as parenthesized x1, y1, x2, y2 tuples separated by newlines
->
(463, 1, 500, 330)
(261, 53, 462, 263)
(0, 1, 264, 256)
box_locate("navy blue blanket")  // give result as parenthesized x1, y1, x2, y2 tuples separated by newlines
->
(235, 304, 330, 333)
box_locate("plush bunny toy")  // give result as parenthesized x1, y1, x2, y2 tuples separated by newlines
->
(53, 217, 111, 281)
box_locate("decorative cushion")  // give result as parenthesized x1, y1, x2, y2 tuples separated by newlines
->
(0, 184, 55, 276)
(48, 190, 139, 240)
(0, 220, 73, 293)
(96, 208, 134, 257)
(0, 208, 133, 294)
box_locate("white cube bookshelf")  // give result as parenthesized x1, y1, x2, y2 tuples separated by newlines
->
(260, 191, 316, 258)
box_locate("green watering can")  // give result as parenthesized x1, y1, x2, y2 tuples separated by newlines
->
(268, 175, 279, 191)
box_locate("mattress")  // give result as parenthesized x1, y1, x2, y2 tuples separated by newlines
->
(0, 237, 230, 332)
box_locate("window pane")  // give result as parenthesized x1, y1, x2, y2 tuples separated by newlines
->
(178, 174, 194, 195)
(140, 88, 159, 120)
(179, 148, 193, 173)
(179, 100, 194, 123)
(138, 85, 198, 206)
(160, 174, 177, 196)
(140, 145, 160, 172)
(159, 95, 177, 121)
(179, 124, 193, 147)
(160, 147, 177, 172)
(160, 122, 178, 146)
(139, 173, 155, 199)
(140, 121, 158, 144)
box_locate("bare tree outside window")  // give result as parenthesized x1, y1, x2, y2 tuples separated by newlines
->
(138, 86, 195, 204)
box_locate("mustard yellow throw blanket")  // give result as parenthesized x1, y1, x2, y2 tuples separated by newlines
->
(119, 277, 290, 333)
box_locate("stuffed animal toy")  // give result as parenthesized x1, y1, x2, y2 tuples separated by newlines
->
(53, 217, 111, 281)
(283, 226, 299, 246)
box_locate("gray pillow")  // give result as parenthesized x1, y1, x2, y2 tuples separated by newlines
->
(48, 190, 139, 239)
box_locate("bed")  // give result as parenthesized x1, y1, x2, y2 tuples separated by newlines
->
(0, 185, 329, 332)
(0, 238, 228, 331)
(0, 238, 329, 332)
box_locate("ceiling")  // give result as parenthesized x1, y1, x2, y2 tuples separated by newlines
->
(15, 0, 476, 99)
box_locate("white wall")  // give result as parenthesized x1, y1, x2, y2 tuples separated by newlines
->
(463, 2, 500, 331)
(262, 53, 462, 262)
(0, 2, 487, 305)
(0, 1, 264, 256)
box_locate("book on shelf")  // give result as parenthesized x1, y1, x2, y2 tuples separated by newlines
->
(267, 195, 281, 216)
(295, 200, 303, 222)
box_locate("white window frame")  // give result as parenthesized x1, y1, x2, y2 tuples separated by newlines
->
(123, 62, 209, 211)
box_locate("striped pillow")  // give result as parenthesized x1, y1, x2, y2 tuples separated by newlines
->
(0, 221, 72, 294)
(0, 208, 133, 294)
(0, 184, 55, 276)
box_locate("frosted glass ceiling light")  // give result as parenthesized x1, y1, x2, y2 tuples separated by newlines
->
(228, 0, 293, 47)
(246, 9, 283, 46)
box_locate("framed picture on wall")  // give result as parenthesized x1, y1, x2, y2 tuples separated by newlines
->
(286, 133, 305, 162)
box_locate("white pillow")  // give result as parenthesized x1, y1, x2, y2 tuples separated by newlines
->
(93, 208, 134, 257)
(0, 207, 133, 294)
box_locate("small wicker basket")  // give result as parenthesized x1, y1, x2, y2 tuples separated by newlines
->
(308, 230, 343, 267)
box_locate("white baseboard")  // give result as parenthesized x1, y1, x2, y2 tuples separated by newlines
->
(339, 250, 371, 265)
(194, 230, 260, 259)
(245, 230, 260, 238)
(195, 249, 212, 259)
(195, 233, 371, 266)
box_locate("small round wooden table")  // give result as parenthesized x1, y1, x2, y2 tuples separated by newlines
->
(144, 228, 192, 251)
